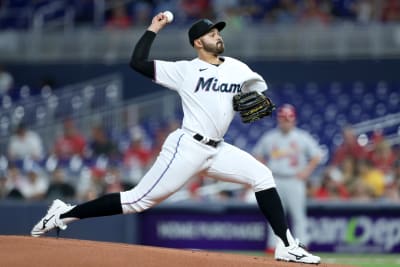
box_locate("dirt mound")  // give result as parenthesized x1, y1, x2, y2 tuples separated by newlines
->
(0, 235, 354, 267)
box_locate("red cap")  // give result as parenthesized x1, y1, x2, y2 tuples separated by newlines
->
(278, 104, 296, 121)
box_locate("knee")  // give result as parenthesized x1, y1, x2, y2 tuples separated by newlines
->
(120, 190, 156, 214)
(253, 174, 276, 192)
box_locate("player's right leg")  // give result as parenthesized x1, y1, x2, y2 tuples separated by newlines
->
(274, 229, 320, 264)
(31, 129, 209, 237)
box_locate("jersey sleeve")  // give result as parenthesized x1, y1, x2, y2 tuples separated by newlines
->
(236, 60, 267, 93)
(242, 72, 268, 93)
(154, 60, 185, 91)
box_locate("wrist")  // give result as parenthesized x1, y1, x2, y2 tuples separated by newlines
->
(147, 25, 160, 33)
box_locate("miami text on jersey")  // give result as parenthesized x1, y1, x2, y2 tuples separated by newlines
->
(194, 77, 241, 93)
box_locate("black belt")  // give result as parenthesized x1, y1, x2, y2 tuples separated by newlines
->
(193, 134, 220, 148)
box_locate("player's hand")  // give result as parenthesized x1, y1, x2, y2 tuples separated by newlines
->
(148, 12, 169, 33)
(296, 170, 310, 181)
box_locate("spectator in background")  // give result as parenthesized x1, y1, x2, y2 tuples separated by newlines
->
(268, 0, 299, 24)
(0, 171, 8, 199)
(367, 132, 396, 177)
(4, 164, 24, 199)
(252, 104, 322, 252)
(38, 76, 56, 95)
(106, 1, 132, 29)
(0, 64, 14, 96)
(326, 156, 358, 195)
(212, 0, 249, 29)
(19, 167, 49, 200)
(353, 158, 385, 200)
(45, 167, 76, 200)
(150, 119, 180, 158)
(352, 0, 376, 24)
(132, 0, 154, 26)
(53, 118, 86, 160)
(103, 166, 125, 193)
(88, 125, 118, 160)
(299, 0, 332, 25)
(385, 159, 400, 201)
(381, 0, 400, 22)
(330, 125, 367, 167)
(180, 0, 212, 22)
(8, 122, 44, 161)
(122, 126, 152, 187)
(75, 167, 106, 201)
(312, 169, 350, 200)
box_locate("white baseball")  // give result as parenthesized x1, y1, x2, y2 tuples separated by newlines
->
(163, 11, 174, 23)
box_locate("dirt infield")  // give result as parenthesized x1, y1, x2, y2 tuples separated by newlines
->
(0, 235, 355, 267)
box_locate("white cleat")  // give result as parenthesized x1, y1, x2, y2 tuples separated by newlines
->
(31, 199, 74, 237)
(274, 230, 321, 264)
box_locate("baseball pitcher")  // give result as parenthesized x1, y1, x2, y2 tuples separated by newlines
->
(31, 13, 320, 264)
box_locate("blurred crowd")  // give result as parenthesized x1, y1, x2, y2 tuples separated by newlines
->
(311, 126, 400, 202)
(92, 0, 400, 28)
(0, 113, 399, 203)
(0, 117, 180, 202)
(0, 0, 400, 31)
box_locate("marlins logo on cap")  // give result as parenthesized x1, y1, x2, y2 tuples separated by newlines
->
(188, 19, 226, 46)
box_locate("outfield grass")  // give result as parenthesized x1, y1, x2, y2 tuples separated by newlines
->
(227, 251, 400, 267)
(319, 253, 400, 267)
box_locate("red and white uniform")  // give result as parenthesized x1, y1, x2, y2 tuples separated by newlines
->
(253, 126, 322, 247)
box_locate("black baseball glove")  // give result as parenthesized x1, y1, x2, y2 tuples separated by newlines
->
(232, 91, 276, 123)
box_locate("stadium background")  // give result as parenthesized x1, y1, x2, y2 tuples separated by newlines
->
(0, 0, 400, 265)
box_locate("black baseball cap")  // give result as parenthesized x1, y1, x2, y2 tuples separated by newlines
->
(188, 19, 226, 46)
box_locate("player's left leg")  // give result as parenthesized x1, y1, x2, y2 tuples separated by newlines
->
(205, 142, 288, 244)
(206, 142, 320, 264)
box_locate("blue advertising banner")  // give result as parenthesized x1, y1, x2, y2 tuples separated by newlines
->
(308, 203, 400, 253)
(140, 213, 267, 250)
(139, 202, 400, 253)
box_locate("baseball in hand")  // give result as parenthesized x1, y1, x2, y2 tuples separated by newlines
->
(163, 11, 174, 23)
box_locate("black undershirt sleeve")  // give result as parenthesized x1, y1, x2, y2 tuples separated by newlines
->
(129, 30, 156, 79)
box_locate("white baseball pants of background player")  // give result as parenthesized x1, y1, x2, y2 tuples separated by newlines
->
(266, 176, 308, 249)
(120, 128, 276, 213)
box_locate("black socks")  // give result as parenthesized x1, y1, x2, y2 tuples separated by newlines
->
(60, 193, 123, 219)
(255, 188, 289, 246)
(59, 189, 289, 247)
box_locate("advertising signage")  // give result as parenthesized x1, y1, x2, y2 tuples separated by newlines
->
(140, 202, 400, 253)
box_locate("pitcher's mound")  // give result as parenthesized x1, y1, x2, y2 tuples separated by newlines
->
(0, 235, 353, 267)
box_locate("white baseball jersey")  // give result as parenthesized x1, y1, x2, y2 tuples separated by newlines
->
(253, 128, 322, 177)
(120, 56, 276, 213)
(154, 56, 267, 139)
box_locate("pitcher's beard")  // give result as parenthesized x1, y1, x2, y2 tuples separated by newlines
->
(216, 42, 225, 54)
(203, 41, 224, 55)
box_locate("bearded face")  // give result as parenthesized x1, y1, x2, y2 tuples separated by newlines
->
(199, 29, 225, 55)
(201, 39, 224, 55)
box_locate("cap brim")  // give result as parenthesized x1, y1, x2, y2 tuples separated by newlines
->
(212, 21, 226, 32)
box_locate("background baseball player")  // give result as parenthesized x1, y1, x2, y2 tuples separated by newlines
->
(31, 13, 320, 264)
(253, 104, 323, 252)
